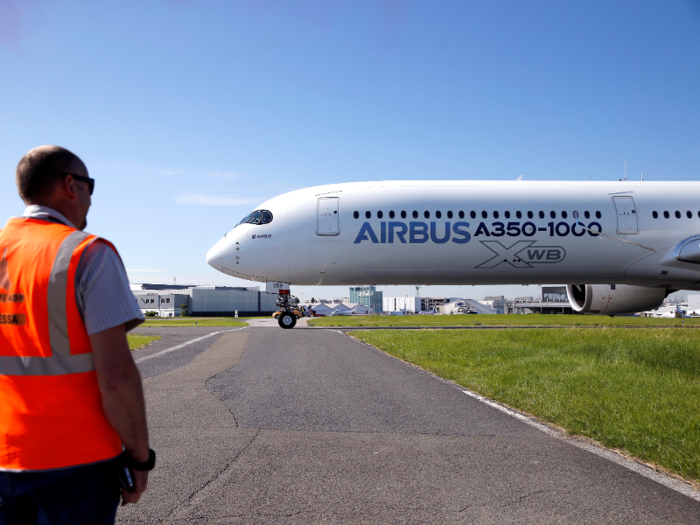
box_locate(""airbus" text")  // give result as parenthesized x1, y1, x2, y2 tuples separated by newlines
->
(354, 222, 471, 244)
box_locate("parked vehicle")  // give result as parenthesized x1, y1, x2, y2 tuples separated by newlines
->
(272, 308, 304, 319)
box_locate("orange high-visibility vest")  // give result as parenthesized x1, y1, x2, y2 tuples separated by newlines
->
(0, 217, 122, 471)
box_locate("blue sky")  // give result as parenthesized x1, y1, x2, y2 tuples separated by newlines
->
(1, 0, 699, 302)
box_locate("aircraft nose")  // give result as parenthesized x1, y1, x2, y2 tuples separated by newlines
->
(206, 242, 221, 270)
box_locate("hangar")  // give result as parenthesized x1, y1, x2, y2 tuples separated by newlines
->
(131, 283, 278, 317)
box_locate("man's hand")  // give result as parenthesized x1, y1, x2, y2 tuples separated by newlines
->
(122, 470, 149, 505)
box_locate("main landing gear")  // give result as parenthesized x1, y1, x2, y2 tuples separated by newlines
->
(276, 291, 297, 329)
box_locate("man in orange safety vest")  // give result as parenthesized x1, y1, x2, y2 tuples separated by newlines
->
(0, 146, 152, 524)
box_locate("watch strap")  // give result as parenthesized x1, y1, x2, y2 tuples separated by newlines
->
(126, 449, 156, 471)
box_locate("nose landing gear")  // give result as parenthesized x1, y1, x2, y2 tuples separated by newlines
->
(276, 291, 297, 329)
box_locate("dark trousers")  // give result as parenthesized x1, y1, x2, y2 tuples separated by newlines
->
(0, 458, 121, 525)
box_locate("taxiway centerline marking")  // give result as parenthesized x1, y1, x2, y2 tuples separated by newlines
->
(135, 328, 242, 364)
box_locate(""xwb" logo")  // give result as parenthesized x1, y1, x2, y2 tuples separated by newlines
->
(476, 241, 566, 269)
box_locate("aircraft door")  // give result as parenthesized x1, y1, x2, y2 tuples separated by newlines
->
(612, 196, 638, 235)
(317, 197, 340, 236)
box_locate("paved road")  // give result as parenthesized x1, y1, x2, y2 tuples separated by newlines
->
(118, 324, 700, 524)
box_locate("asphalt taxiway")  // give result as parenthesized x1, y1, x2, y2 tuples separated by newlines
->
(116, 322, 700, 524)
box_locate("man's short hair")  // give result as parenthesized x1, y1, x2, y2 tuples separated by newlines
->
(16, 146, 83, 202)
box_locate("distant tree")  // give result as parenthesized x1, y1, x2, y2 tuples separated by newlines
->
(144, 311, 158, 317)
(294, 296, 300, 304)
(310, 297, 316, 303)
(179, 303, 188, 317)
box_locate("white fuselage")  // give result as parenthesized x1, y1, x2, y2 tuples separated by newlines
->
(206, 181, 700, 291)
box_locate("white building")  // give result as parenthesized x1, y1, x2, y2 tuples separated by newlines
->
(479, 296, 505, 314)
(382, 296, 465, 314)
(131, 283, 278, 317)
(687, 295, 700, 314)
(383, 296, 422, 313)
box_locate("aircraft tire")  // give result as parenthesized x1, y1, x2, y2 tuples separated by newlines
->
(278, 311, 297, 329)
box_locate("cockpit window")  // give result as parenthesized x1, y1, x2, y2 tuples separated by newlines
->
(235, 210, 273, 228)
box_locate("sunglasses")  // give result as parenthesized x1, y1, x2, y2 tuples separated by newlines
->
(61, 173, 95, 196)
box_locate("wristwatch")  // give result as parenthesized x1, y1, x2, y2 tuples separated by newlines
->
(126, 449, 156, 471)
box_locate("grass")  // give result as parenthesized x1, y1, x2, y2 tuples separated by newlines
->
(353, 328, 700, 483)
(142, 317, 248, 327)
(308, 313, 700, 328)
(127, 334, 162, 350)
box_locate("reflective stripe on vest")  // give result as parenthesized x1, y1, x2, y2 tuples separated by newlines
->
(0, 353, 94, 376)
(0, 231, 95, 376)
(48, 231, 92, 358)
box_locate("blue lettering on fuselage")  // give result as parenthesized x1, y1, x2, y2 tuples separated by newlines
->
(352, 220, 602, 244)
(354, 221, 471, 244)
(354, 222, 380, 243)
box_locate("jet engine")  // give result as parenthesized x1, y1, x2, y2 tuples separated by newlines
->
(566, 284, 667, 316)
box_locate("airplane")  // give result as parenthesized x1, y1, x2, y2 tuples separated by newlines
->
(206, 180, 700, 328)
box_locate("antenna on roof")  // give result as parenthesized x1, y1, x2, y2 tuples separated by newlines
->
(641, 171, 644, 181)
(624, 160, 628, 181)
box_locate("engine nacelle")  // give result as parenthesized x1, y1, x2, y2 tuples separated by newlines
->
(566, 284, 667, 316)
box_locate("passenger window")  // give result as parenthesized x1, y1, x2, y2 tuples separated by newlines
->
(595, 211, 601, 219)
(550, 211, 556, 219)
(401, 211, 407, 219)
(516, 211, 522, 219)
(482, 211, 488, 219)
(527, 211, 533, 219)
(687, 211, 692, 219)
(562, 211, 567, 219)
(584, 211, 590, 219)
(470, 211, 476, 219)
(675, 211, 681, 219)
(447, 211, 453, 219)
(664, 211, 670, 219)
(353, 211, 359, 219)
(505, 211, 511, 219)
(539, 211, 545, 219)
(652, 211, 658, 219)
(436, 211, 442, 219)
(459, 211, 465, 219)
(377, 211, 383, 219)
(389, 210, 395, 219)
(365, 211, 371, 219)
(424, 211, 430, 219)
(412, 211, 419, 219)
(493, 211, 499, 219)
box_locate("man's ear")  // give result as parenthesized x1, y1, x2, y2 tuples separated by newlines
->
(58, 174, 78, 201)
